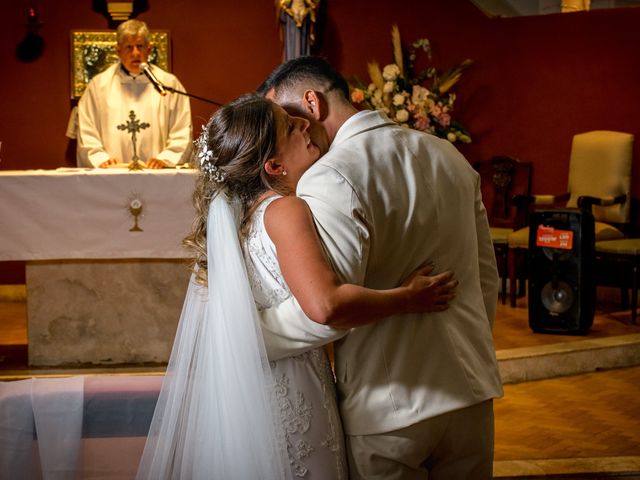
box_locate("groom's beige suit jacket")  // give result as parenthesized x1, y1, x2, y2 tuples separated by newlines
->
(261, 110, 503, 436)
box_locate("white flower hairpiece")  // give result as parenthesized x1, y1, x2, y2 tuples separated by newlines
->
(195, 126, 226, 183)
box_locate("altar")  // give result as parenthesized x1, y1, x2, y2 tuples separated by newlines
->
(0, 168, 197, 366)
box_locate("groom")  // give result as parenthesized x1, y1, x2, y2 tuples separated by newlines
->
(257, 57, 503, 479)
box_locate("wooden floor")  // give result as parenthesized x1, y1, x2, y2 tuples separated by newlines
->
(495, 365, 640, 461)
(493, 295, 640, 462)
(493, 293, 640, 351)
(1, 292, 640, 476)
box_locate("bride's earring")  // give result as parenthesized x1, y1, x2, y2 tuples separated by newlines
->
(282, 169, 287, 176)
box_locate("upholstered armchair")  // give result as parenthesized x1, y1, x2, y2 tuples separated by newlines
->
(506, 130, 634, 307)
(474, 156, 532, 304)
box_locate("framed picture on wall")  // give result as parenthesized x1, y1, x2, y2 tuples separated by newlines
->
(70, 30, 170, 99)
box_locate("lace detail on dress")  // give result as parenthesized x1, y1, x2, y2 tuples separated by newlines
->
(274, 369, 314, 477)
(243, 195, 347, 479)
(243, 196, 290, 309)
(310, 348, 348, 479)
(271, 350, 347, 479)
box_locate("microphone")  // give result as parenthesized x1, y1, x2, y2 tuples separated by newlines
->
(140, 62, 167, 96)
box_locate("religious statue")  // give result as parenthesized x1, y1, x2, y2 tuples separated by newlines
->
(561, 0, 590, 12)
(276, 0, 320, 60)
(117, 110, 150, 171)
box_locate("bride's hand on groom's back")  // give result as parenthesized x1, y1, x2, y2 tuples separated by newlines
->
(401, 265, 458, 313)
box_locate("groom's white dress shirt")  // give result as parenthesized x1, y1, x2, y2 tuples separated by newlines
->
(261, 110, 503, 436)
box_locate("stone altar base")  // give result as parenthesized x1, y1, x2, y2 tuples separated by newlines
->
(26, 259, 191, 367)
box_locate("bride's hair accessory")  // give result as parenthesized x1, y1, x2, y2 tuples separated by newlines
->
(195, 127, 226, 183)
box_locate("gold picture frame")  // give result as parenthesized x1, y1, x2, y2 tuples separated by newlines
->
(70, 30, 170, 99)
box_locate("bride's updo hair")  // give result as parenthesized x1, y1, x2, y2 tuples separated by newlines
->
(183, 94, 281, 284)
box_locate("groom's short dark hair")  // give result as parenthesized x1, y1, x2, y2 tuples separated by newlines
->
(257, 56, 350, 101)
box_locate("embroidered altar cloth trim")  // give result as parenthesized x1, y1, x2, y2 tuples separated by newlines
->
(0, 169, 197, 260)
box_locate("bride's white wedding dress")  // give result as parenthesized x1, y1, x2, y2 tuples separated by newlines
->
(243, 195, 348, 479)
(136, 193, 347, 479)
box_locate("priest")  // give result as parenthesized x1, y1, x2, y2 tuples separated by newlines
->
(77, 19, 192, 169)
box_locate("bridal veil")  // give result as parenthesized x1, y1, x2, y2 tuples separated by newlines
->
(136, 193, 292, 479)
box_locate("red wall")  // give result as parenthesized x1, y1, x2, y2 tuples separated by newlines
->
(1, 0, 638, 188)
(0, 0, 282, 170)
(320, 1, 640, 207)
(1, 0, 639, 280)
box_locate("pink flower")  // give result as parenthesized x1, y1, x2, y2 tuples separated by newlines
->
(414, 114, 430, 131)
(438, 113, 451, 127)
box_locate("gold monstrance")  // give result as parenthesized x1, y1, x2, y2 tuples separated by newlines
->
(117, 110, 150, 171)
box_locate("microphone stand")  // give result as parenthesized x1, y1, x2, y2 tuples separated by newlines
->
(163, 86, 223, 106)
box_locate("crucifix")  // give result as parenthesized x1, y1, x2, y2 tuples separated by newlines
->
(117, 110, 150, 171)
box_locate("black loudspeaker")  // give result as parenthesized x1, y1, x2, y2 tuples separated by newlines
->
(528, 209, 595, 335)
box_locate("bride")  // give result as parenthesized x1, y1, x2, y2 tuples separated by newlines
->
(136, 94, 456, 479)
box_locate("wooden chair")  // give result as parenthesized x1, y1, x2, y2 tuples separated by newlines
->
(595, 238, 640, 324)
(474, 156, 532, 304)
(507, 130, 634, 307)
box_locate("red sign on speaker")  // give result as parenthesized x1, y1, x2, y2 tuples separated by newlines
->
(536, 225, 574, 250)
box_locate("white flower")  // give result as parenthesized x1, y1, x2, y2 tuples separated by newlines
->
(350, 27, 471, 144)
(392, 93, 406, 106)
(396, 109, 409, 123)
(411, 85, 430, 105)
(382, 64, 400, 81)
(129, 198, 142, 209)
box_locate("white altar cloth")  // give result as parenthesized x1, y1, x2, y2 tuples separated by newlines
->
(0, 168, 197, 261)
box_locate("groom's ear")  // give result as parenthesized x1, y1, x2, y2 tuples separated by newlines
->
(302, 90, 325, 121)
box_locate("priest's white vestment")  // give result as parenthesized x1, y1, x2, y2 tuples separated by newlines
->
(77, 63, 192, 168)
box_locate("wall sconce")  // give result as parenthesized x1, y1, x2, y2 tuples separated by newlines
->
(16, 4, 45, 62)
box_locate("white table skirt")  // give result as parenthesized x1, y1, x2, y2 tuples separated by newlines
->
(0, 168, 197, 260)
